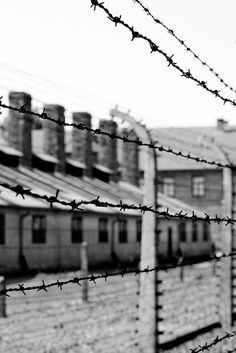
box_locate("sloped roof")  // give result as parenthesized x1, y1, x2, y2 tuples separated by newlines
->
(0, 163, 205, 218)
(151, 124, 236, 171)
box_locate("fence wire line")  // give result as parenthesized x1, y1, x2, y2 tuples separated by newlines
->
(0, 180, 235, 225)
(132, 0, 236, 96)
(0, 250, 234, 297)
(89, 0, 236, 108)
(0, 98, 235, 170)
(190, 329, 236, 353)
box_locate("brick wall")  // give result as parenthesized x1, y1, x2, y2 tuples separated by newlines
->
(158, 169, 223, 214)
(157, 262, 220, 345)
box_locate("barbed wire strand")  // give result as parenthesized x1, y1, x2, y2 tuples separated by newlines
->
(89, 1, 236, 108)
(0, 250, 235, 297)
(190, 329, 236, 353)
(132, 0, 236, 95)
(0, 97, 235, 170)
(0, 180, 235, 225)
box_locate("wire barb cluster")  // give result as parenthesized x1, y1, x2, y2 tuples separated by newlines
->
(132, 0, 236, 95)
(0, 250, 235, 297)
(0, 97, 234, 170)
(89, 1, 236, 109)
(1, 180, 236, 225)
(190, 330, 236, 353)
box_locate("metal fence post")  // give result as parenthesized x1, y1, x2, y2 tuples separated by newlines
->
(0, 276, 6, 318)
(81, 242, 88, 302)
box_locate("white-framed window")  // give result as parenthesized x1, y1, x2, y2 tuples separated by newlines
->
(32, 215, 46, 244)
(162, 177, 175, 197)
(118, 219, 128, 243)
(203, 223, 210, 241)
(71, 215, 83, 243)
(179, 222, 187, 242)
(99, 218, 108, 243)
(192, 176, 205, 196)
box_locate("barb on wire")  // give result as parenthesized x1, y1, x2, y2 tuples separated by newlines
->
(132, 0, 236, 95)
(1, 180, 236, 225)
(88, 1, 236, 109)
(0, 250, 235, 297)
(190, 329, 236, 353)
(0, 97, 234, 170)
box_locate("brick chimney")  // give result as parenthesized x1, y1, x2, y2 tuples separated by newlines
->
(121, 128, 139, 186)
(71, 112, 93, 177)
(43, 104, 65, 173)
(98, 119, 118, 181)
(217, 118, 228, 131)
(8, 91, 32, 168)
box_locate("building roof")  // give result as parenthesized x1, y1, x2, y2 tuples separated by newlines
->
(151, 123, 236, 171)
(0, 162, 205, 218)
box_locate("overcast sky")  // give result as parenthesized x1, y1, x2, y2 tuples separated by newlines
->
(0, 0, 236, 128)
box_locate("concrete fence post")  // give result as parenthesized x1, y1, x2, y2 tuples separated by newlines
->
(80, 242, 88, 302)
(0, 276, 6, 318)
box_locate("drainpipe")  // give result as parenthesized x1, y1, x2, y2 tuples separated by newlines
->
(19, 210, 30, 271)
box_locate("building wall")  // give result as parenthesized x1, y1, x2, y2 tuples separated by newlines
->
(0, 209, 213, 273)
(159, 169, 223, 249)
(0, 210, 141, 272)
(158, 219, 213, 260)
(0, 210, 20, 272)
(159, 169, 223, 213)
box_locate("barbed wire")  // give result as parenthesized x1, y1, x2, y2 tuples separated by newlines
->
(89, 1, 236, 108)
(0, 250, 235, 297)
(132, 0, 236, 95)
(0, 180, 235, 224)
(0, 98, 235, 170)
(190, 329, 236, 353)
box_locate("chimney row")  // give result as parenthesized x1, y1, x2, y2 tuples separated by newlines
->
(72, 112, 93, 177)
(98, 119, 118, 181)
(43, 104, 66, 174)
(121, 128, 139, 186)
(8, 92, 32, 168)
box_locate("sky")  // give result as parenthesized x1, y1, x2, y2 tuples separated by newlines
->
(0, 0, 236, 128)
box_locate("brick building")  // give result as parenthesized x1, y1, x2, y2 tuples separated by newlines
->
(0, 91, 213, 273)
(151, 118, 236, 326)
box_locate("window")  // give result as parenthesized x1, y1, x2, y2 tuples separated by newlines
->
(71, 216, 83, 243)
(162, 177, 175, 197)
(136, 219, 142, 242)
(32, 215, 46, 243)
(167, 227, 173, 257)
(203, 223, 210, 241)
(192, 222, 198, 242)
(118, 219, 127, 243)
(192, 176, 205, 196)
(0, 214, 5, 244)
(99, 218, 108, 243)
(179, 222, 186, 242)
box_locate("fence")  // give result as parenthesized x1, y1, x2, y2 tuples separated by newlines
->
(1, 0, 236, 352)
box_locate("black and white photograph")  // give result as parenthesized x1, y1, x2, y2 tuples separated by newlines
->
(0, 0, 236, 352)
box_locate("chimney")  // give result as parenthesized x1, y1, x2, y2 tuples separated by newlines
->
(217, 118, 228, 131)
(98, 119, 118, 181)
(121, 128, 139, 186)
(43, 104, 65, 173)
(8, 91, 32, 168)
(71, 112, 93, 177)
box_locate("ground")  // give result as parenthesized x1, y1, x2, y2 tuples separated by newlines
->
(0, 270, 235, 353)
(0, 271, 138, 353)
